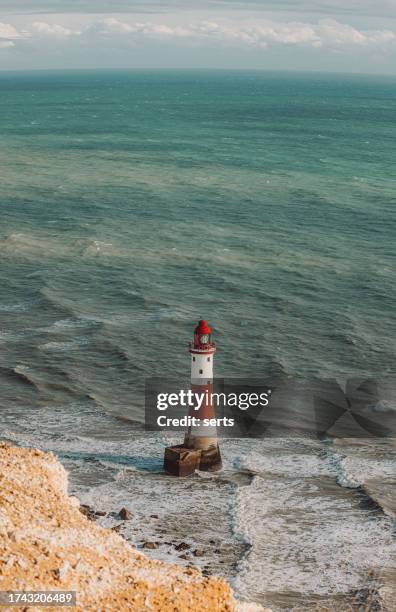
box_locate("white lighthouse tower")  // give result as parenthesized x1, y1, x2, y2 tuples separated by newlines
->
(184, 320, 221, 468)
(163, 319, 222, 476)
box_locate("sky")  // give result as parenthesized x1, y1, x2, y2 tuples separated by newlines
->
(0, 1, 395, 73)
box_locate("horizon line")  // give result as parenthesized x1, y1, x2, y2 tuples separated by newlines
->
(0, 67, 395, 78)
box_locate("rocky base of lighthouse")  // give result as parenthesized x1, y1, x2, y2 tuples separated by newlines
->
(198, 445, 222, 472)
(163, 445, 202, 477)
(164, 444, 222, 476)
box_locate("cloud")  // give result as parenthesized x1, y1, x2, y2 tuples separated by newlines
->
(0, 21, 24, 39)
(196, 20, 320, 47)
(78, 17, 396, 49)
(2, 16, 396, 54)
(88, 17, 190, 37)
(32, 21, 80, 36)
(317, 18, 395, 46)
(93, 18, 136, 34)
(0, 21, 26, 48)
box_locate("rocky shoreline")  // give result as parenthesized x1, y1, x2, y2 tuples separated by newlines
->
(0, 442, 266, 611)
(78, 502, 239, 578)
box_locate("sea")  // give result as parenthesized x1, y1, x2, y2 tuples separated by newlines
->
(0, 70, 395, 611)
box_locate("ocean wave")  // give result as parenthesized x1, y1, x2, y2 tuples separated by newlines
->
(97, 305, 197, 329)
(38, 286, 77, 318)
(0, 300, 33, 313)
(0, 330, 18, 341)
(0, 232, 129, 260)
(10, 364, 88, 403)
(0, 365, 38, 390)
(39, 339, 90, 352)
(235, 441, 335, 479)
(76, 239, 129, 259)
(323, 441, 396, 520)
(51, 318, 97, 330)
(37, 317, 101, 334)
(0, 232, 71, 259)
(334, 454, 396, 487)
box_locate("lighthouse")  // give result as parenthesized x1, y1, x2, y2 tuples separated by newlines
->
(184, 320, 222, 470)
(163, 320, 222, 476)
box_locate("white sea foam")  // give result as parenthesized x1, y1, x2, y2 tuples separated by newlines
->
(51, 318, 97, 330)
(232, 442, 396, 604)
(235, 476, 395, 598)
(39, 339, 90, 352)
(0, 232, 129, 260)
(35, 318, 99, 334)
(332, 452, 396, 489)
(0, 301, 31, 313)
(0, 330, 17, 340)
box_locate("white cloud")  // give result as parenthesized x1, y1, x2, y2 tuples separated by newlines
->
(316, 19, 396, 47)
(32, 22, 80, 37)
(87, 18, 190, 37)
(193, 20, 321, 47)
(0, 21, 26, 49)
(1, 16, 396, 53)
(87, 17, 136, 35)
(80, 18, 396, 49)
(0, 21, 24, 40)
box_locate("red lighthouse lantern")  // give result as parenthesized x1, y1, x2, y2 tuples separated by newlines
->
(191, 319, 215, 351)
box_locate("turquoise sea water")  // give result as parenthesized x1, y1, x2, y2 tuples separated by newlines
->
(0, 70, 395, 420)
(1, 71, 396, 610)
